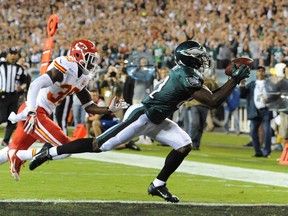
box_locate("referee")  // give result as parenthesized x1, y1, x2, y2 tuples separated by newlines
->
(0, 47, 28, 147)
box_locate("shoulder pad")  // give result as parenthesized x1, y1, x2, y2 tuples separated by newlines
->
(185, 68, 204, 88)
(53, 56, 78, 75)
(188, 68, 203, 78)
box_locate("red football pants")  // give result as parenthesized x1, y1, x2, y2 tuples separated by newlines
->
(9, 103, 71, 150)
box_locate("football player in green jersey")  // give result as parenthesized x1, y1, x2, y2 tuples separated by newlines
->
(29, 40, 250, 203)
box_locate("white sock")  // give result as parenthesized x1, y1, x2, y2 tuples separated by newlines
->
(0, 147, 8, 164)
(52, 153, 71, 160)
(153, 178, 166, 187)
(16, 149, 36, 161)
(49, 146, 58, 157)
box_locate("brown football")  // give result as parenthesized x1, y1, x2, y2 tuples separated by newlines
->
(225, 57, 254, 76)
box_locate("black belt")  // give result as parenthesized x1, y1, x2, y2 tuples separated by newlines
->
(258, 107, 268, 111)
(0, 92, 17, 96)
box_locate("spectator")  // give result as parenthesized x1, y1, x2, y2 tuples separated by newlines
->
(240, 65, 273, 157)
(130, 55, 155, 145)
(265, 63, 288, 151)
(259, 39, 273, 68)
(132, 56, 154, 104)
(85, 89, 140, 151)
(271, 39, 285, 67)
(279, 110, 288, 150)
(248, 35, 261, 69)
(153, 67, 169, 89)
(101, 65, 123, 107)
(101, 65, 125, 120)
(238, 42, 252, 58)
(72, 94, 86, 126)
(122, 60, 135, 114)
(216, 39, 233, 69)
(183, 73, 219, 150)
(230, 31, 239, 58)
(223, 86, 241, 135)
(85, 89, 115, 137)
(205, 72, 219, 132)
(153, 39, 168, 69)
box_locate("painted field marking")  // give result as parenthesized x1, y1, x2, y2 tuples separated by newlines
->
(72, 152, 288, 188)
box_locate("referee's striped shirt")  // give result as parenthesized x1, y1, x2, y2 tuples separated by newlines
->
(0, 61, 25, 94)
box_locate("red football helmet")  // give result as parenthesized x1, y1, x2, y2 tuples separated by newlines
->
(70, 39, 99, 75)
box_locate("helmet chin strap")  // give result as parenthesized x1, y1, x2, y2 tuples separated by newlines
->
(76, 63, 89, 76)
(82, 69, 90, 75)
(79, 63, 98, 77)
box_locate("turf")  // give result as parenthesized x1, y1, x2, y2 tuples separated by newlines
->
(0, 155, 286, 203)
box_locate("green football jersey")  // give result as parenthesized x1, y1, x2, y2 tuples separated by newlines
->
(142, 65, 204, 124)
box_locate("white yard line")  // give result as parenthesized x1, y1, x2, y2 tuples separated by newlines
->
(72, 152, 288, 188)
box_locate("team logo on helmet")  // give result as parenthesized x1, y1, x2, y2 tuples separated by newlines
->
(180, 46, 206, 58)
(75, 42, 87, 50)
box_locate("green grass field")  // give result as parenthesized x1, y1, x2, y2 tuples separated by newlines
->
(0, 126, 287, 215)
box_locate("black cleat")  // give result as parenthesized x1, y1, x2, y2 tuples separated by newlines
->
(1, 141, 8, 147)
(125, 141, 141, 151)
(243, 141, 253, 147)
(29, 142, 53, 170)
(147, 183, 179, 203)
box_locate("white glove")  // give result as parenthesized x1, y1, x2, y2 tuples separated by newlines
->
(8, 107, 29, 124)
(108, 96, 129, 113)
(24, 111, 37, 134)
(8, 112, 17, 124)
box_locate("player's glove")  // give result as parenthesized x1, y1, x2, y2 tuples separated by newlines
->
(231, 64, 251, 83)
(108, 96, 129, 113)
(24, 111, 37, 134)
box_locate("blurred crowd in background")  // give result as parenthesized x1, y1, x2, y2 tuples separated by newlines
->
(0, 0, 287, 71)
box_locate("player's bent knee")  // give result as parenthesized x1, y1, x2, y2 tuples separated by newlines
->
(177, 144, 192, 155)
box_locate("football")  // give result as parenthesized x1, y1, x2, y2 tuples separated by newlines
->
(225, 57, 254, 76)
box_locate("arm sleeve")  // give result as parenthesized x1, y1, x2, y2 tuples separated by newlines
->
(26, 74, 53, 112)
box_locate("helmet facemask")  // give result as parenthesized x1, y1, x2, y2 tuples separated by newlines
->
(79, 52, 99, 75)
(198, 52, 210, 69)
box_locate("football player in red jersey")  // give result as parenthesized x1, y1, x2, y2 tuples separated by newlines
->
(0, 39, 128, 181)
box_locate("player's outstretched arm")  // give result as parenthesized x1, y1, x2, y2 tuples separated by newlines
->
(193, 64, 250, 108)
(78, 88, 129, 115)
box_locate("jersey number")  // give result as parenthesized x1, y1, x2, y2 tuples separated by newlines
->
(149, 76, 170, 99)
(47, 84, 79, 103)
(149, 75, 188, 108)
